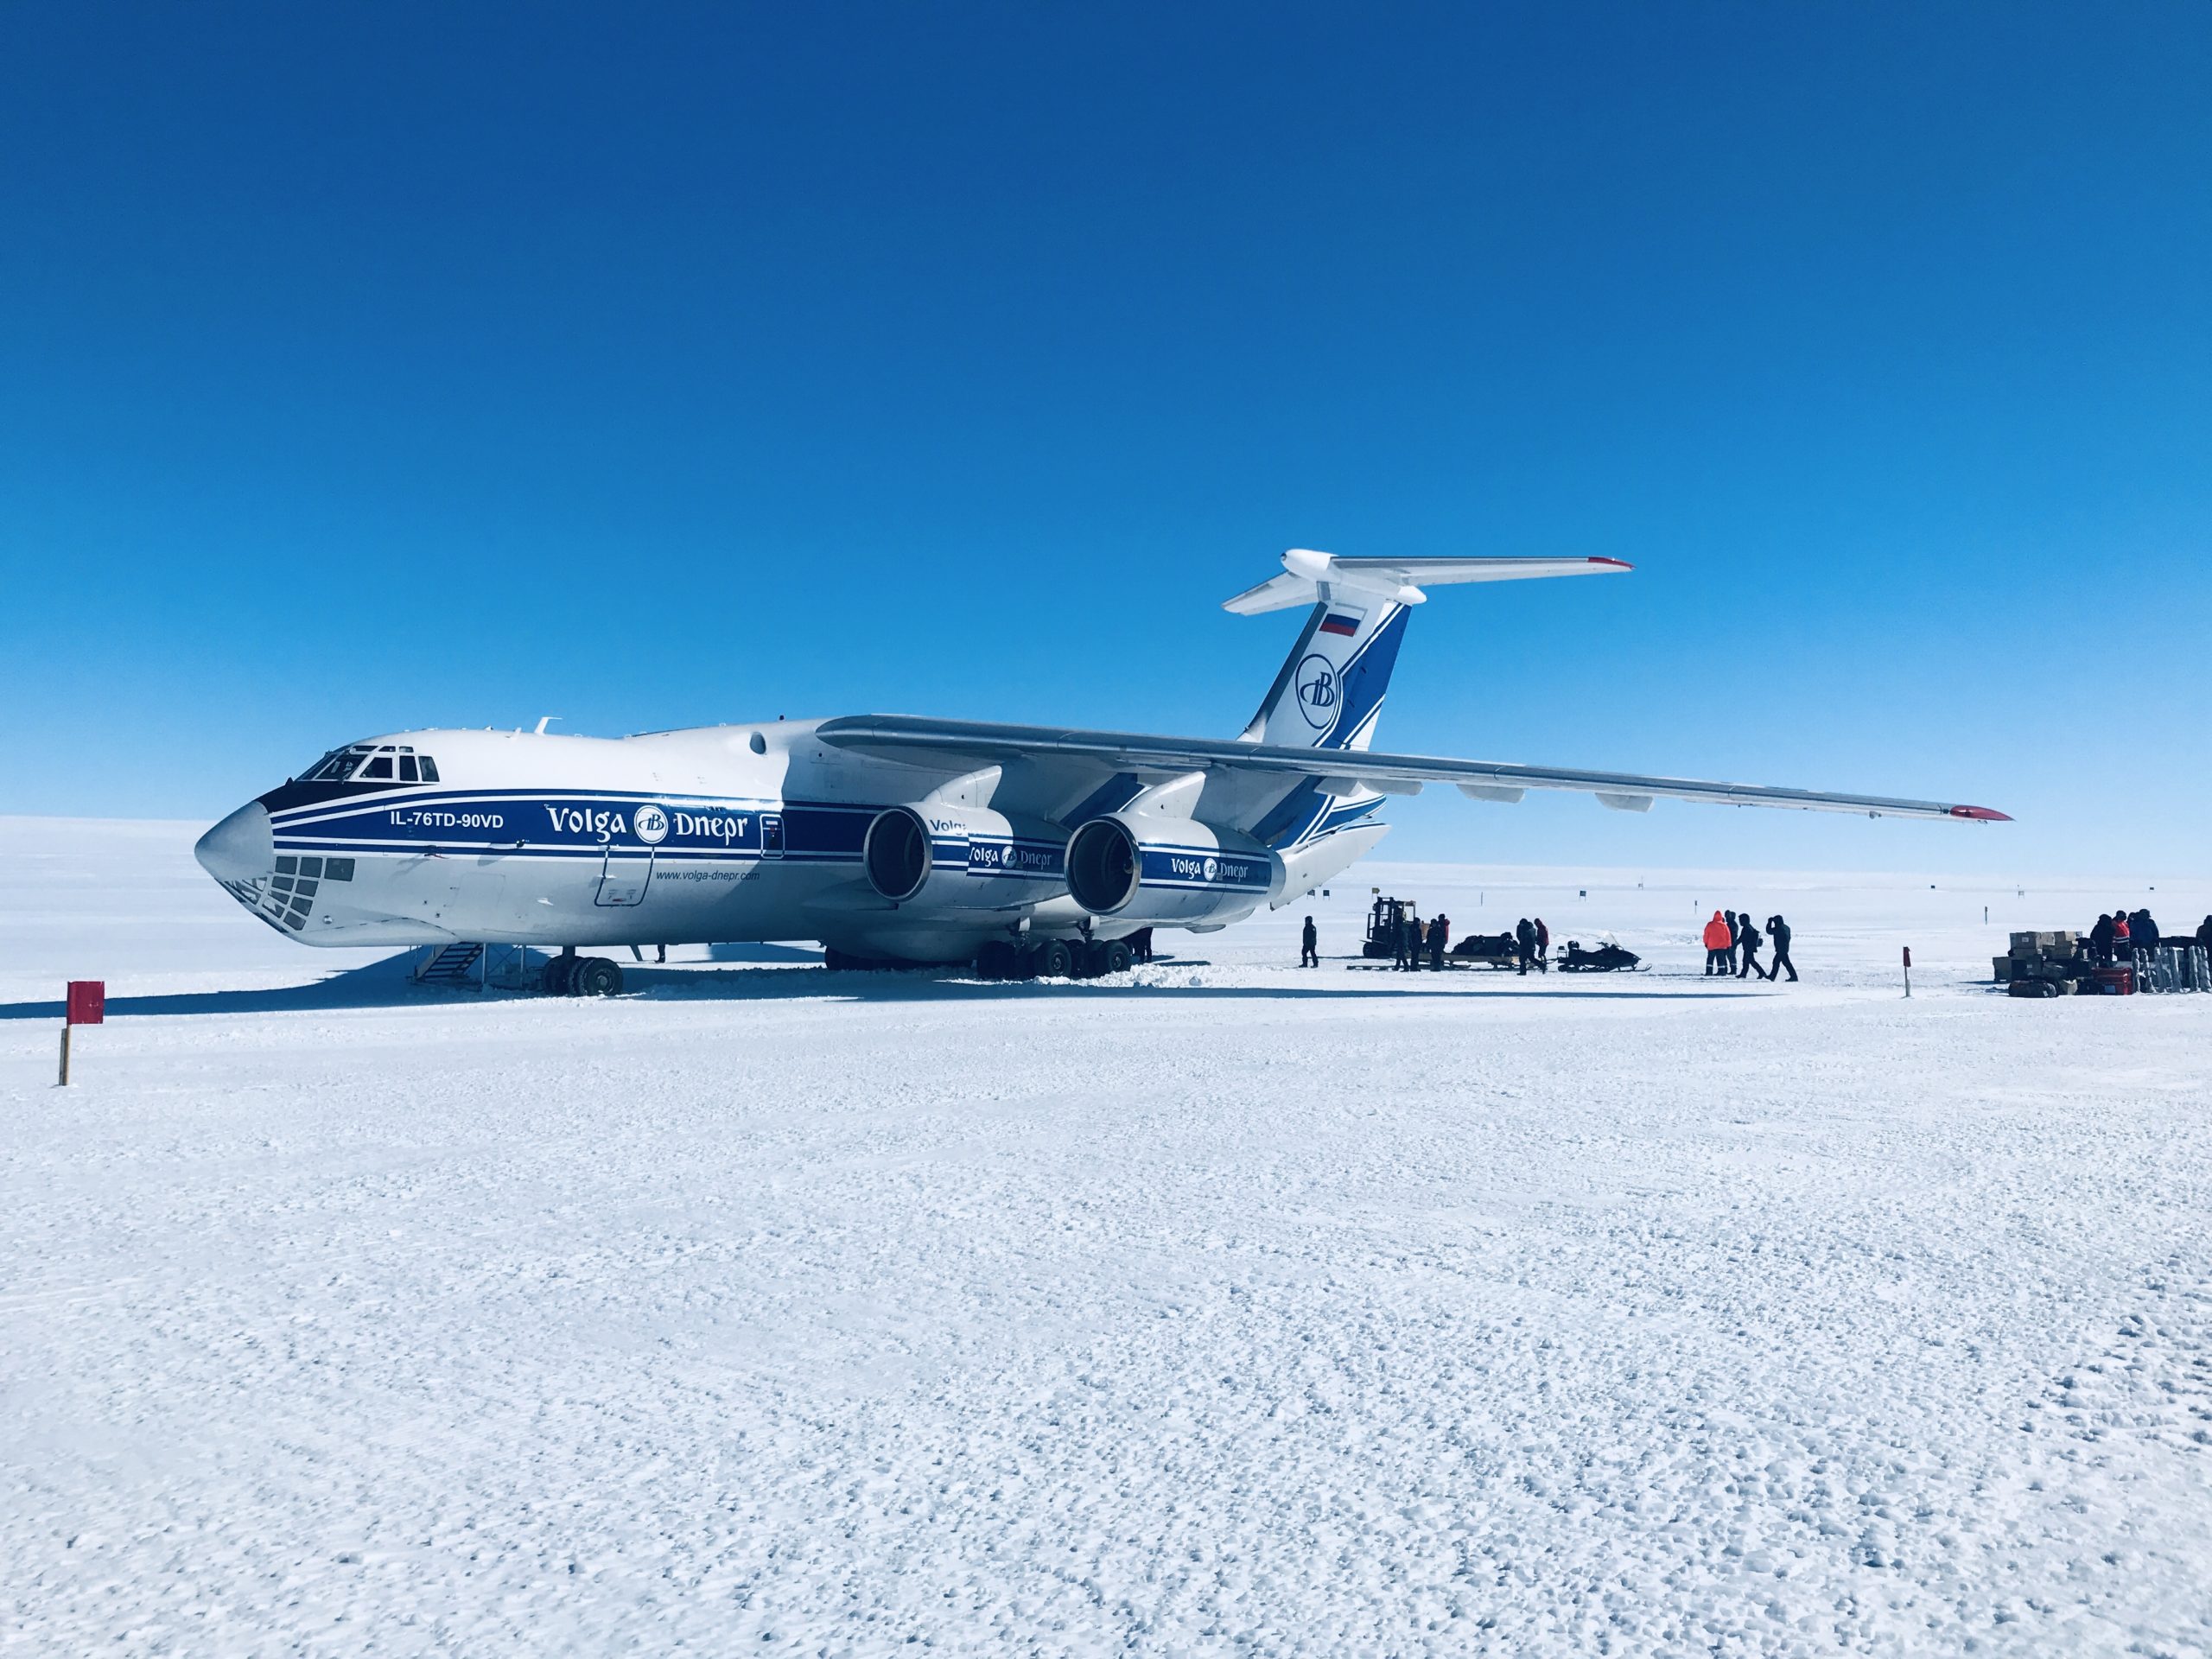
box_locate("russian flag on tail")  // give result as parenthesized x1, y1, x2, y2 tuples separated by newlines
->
(1319, 610, 1362, 638)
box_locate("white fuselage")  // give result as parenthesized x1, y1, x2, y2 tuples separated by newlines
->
(195, 721, 1189, 962)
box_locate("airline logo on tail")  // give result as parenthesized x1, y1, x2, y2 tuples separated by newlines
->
(1295, 656, 1338, 727)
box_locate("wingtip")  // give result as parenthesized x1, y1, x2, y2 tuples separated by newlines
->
(1948, 804, 2012, 822)
(1587, 556, 1633, 570)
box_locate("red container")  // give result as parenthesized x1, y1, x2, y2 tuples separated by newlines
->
(2092, 966, 2134, 996)
(66, 981, 105, 1024)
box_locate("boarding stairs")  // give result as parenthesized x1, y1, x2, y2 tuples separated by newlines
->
(414, 941, 486, 989)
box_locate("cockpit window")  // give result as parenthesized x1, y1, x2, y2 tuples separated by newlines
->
(299, 742, 436, 785)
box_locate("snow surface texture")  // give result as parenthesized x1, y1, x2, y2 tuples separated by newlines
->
(4, 817, 2209, 1656)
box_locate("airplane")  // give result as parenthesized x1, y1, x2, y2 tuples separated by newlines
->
(194, 550, 2008, 994)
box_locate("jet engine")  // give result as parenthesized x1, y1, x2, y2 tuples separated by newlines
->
(1064, 813, 1281, 925)
(861, 803, 1065, 910)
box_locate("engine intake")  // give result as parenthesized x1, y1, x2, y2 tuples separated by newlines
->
(1065, 814, 1280, 924)
(861, 803, 1065, 909)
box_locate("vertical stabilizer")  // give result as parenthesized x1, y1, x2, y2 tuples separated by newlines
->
(1241, 598, 1410, 752)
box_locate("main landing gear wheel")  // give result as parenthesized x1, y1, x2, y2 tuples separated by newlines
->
(574, 957, 624, 997)
(1034, 938, 1075, 980)
(1102, 938, 1133, 976)
(543, 954, 578, 996)
(976, 940, 1018, 980)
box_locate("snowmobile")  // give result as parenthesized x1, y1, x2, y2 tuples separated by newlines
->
(1557, 938, 1643, 972)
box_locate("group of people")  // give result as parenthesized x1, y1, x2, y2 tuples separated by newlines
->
(1383, 909, 1453, 970)
(1511, 916, 1550, 974)
(1701, 909, 1797, 982)
(2089, 909, 2212, 969)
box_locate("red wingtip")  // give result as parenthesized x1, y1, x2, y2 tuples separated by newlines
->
(1948, 804, 2012, 822)
(1587, 556, 1634, 569)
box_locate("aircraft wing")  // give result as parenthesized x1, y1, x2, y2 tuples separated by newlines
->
(815, 715, 2011, 822)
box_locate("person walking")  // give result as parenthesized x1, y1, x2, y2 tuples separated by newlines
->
(1736, 911, 1768, 979)
(1408, 911, 1428, 971)
(1515, 916, 1537, 976)
(1703, 910, 1732, 976)
(1534, 917, 1550, 973)
(1391, 908, 1412, 970)
(1767, 914, 1797, 982)
(1429, 912, 1449, 970)
(1724, 911, 1742, 975)
(1300, 914, 1319, 969)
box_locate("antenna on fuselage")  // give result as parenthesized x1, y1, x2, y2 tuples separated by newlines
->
(535, 715, 560, 734)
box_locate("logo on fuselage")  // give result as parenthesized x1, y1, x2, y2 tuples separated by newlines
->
(633, 803, 671, 845)
(1295, 653, 1338, 729)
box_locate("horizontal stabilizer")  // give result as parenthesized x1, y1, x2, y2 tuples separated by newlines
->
(1224, 549, 1631, 614)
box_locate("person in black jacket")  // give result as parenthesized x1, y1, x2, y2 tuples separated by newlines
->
(1392, 910, 1412, 970)
(1724, 911, 1741, 975)
(1300, 915, 1319, 968)
(1514, 917, 1536, 976)
(2133, 910, 2161, 960)
(2090, 913, 2116, 965)
(1736, 912, 1768, 979)
(1429, 913, 1449, 970)
(2197, 915, 2212, 955)
(1767, 915, 1797, 982)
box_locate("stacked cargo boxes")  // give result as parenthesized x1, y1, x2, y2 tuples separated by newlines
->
(1997, 931, 2086, 997)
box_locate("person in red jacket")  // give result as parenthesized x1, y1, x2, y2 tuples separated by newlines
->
(1702, 911, 1732, 976)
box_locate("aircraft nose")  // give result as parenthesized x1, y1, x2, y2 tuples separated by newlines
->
(194, 802, 274, 884)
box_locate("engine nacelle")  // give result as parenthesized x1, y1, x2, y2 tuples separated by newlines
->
(861, 803, 1066, 910)
(1064, 814, 1281, 925)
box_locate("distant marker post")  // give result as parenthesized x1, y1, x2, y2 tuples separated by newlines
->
(1902, 947, 1912, 999)
(60, 980, 104, 1085)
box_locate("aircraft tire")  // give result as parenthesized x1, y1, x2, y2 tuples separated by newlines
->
(575, 957, 624, 998)
(1103, 939, 1134, 976)
(823, 947, 851, 972)
(1077, 940, 1110, 979)
(976, 940, 1016, 980)
(1036, 938, 1075, 980)
(543, 956, 578, 996)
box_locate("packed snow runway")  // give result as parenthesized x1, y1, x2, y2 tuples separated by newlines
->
(4, 818, 2209, 1656)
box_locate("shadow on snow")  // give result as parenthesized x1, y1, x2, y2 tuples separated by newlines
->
(0, 950, 1759, 1020)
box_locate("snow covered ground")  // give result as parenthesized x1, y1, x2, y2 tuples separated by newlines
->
(4, 816, 2209, 1656)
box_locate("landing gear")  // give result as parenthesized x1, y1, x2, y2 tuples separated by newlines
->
(574, 957, 625, 997)
(973, 936, 1137, 981)
(541, 950, 624, 996)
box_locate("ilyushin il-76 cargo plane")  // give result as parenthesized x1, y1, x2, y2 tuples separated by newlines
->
(195, 551, 2007, 994)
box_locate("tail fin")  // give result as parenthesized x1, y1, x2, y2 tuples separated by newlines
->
(1231, 549, 1630, 751)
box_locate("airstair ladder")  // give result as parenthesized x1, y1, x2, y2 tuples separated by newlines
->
(415, 942, 486, 988)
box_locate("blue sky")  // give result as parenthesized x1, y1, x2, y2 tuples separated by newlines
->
(3, 3, 2205, 872)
